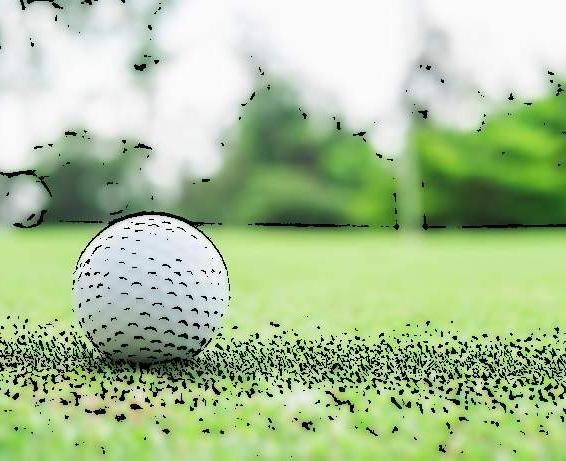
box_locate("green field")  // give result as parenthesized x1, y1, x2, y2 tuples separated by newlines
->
(0, 227, 565, 460)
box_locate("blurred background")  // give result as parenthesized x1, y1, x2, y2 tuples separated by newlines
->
(2, 0, 566, 229)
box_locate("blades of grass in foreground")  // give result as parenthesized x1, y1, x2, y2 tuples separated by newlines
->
(1, 319, 564, 430)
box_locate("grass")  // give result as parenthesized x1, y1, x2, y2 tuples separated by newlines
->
(0, 226, 565, 460)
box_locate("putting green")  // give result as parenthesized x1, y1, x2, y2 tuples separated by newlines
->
(0, 227, 564, 460)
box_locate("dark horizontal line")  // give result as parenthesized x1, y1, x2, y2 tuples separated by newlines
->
(191, 221, 223, 226)
(58, 220, 104, 224)
(56, 220, 374, 228)
(249, 222, 371, 228)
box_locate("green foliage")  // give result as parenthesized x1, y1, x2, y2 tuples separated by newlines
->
(416, 92, 566, 226)
(179, 82, 396, 226)
(35, 132, 154, 222)
(32, 74, 566, 228)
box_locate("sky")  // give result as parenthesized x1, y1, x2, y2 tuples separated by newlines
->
(1, 0, 566, 194)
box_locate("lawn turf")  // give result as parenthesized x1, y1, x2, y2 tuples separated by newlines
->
(0, 226, 565, 460)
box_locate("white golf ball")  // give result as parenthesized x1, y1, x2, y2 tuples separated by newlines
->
(73, 213, 229, 362)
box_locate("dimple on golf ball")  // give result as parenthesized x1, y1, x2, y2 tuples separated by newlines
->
(73, 212, 230, 362)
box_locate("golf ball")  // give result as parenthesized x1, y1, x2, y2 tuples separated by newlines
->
(73, 212, 229, 362)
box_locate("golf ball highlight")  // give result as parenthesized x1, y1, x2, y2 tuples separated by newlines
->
(73, 213, 229, 362)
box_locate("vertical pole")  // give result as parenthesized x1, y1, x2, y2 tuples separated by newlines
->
(397, 116, 422, 231)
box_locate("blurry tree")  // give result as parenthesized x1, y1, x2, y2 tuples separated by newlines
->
(417, 88, 566, 226)
(34, 131, 155, 222)
(178, 82, 396, 226)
